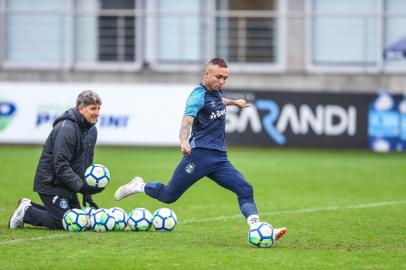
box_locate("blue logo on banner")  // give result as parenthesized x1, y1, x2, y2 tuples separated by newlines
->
(0, 101, 17, 132)
(256, 99, 286, 145)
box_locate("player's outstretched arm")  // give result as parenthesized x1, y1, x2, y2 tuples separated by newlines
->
(179, 115, 194, 155)
(222, 98, 250, 108)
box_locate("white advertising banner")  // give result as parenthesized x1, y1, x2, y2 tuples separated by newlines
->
(0, 82, 193, 145)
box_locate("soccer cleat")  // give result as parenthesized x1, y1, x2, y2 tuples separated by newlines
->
(8, 198, 32, 229)
(114, 176, 145, 201)
(274, 227, 288, 241)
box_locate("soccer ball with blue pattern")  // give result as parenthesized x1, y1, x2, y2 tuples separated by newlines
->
(152, 208, 177, 232)
(81, 206, 96, 229)
(248, 222, 275, 248)
(127, 208, 153, 231)
(89, 208, 115, 232)
(108, 207, 128, 231)
(84, 164, 110, 188)
(62, 208, 88, 232)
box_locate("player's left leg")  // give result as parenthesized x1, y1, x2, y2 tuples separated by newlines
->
(207, 160, 259, 220)
(208, 158, 287, 241)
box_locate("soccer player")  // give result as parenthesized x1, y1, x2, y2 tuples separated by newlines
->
(114, 58, 287, 240)
(8, 90, 104, 230)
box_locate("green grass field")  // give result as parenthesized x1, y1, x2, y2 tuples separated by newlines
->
(0, 146, 405, 269)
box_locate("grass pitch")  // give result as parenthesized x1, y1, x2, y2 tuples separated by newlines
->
(0, 146, 405, 269)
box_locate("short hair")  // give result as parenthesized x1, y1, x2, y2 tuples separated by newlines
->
(208, 57, 228, 68)
(76, 90, 102, 108)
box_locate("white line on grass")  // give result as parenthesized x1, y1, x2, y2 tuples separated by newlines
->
(0, 233, 73, 246)
(180, 199, 406, 224)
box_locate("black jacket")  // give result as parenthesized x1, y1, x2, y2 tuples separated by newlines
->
(33, 108, 97, 199)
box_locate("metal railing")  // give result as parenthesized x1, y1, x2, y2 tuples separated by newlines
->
(0, 8, 405, 72)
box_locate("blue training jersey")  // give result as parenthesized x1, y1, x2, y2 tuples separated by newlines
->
(184, 84, 227, 151)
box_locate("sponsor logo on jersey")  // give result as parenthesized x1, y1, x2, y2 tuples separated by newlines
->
(209, 108, 226, 120)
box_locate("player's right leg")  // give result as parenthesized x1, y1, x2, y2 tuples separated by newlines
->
(114, 176, 146, 201)
(115, 148, 214, 203)
(143, 162, 205, 204)
(146, 149, 217, 203)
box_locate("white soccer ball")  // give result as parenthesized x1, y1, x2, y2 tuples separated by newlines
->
(248, 222, 275, 248)
(127, 208, 153, 231)
(84, 164, 110, 188)
(81, 206, 96, 229)
(89, 208, 115, 232)
(62, 208, 88, 232)
(152, 208, 177, 232)
(108, 207, 128, 231)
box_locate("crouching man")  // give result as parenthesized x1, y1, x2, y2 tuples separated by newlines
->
(9, 90, 104, 230)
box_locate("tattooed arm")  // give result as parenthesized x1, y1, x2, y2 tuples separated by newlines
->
(222, 98, 250, 108)
(179, 115, 194, 155)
